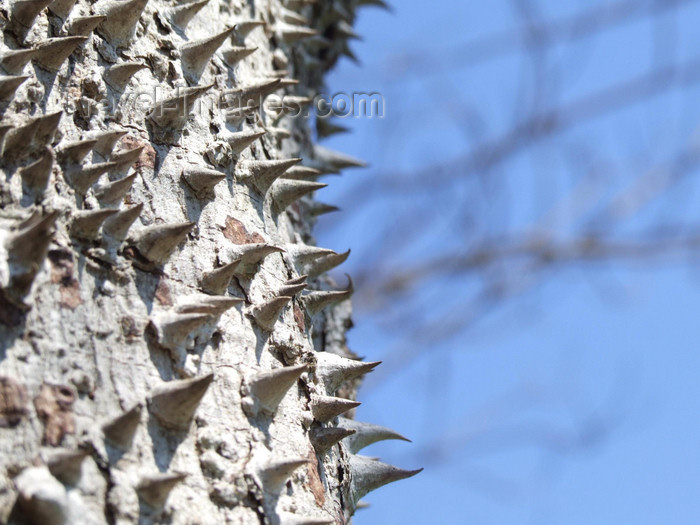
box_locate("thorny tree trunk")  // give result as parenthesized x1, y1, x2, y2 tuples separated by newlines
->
(0, 0, 419, 523)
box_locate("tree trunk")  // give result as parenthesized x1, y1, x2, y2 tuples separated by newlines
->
(0, 0, 417, 523)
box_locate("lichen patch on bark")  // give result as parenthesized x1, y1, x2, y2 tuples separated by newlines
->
(221, 216, 265, 244)
(33, 384, 77, 447)
(0, 377, 28, 428)
(48, 250, 83, 310)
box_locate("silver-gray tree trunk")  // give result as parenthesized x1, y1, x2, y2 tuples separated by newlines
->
(0, 0, 418, 524)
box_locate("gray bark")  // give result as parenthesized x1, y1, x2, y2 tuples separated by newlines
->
(0, 0, 418, 523)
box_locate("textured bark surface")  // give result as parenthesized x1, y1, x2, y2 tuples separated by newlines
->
(0, 0, 417, 523)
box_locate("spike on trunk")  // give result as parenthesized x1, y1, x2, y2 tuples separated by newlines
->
(348, 454, 422, 508)
(200, 259, 241, 295)
(310, 426, 355, 454)
(315, 353, 381, 393)
(148, 374, 214, 429)
(337, 417, 411, 454)
(132, 222, 195, 265)
(137, 472, 187, 508)
(247, 296, 292, 331)
(310, 395, 360, 423)
(244, 363, 306, 414)
(97, 0, 149, 47)
(101, 404, 142, 450)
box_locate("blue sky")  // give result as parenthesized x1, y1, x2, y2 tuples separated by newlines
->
(315, 1, 700, 523)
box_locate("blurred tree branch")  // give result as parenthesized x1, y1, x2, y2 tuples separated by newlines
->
(384, 0, 700, 75)
(319, 2, 700, 496)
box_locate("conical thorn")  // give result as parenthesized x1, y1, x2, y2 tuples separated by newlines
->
(65, 161, 121, 194)
(132, 222, 195, 265)
(247, 296, 292, 331)
(313, 144, 366, 171)
(180, 27, 235, 83)
(90, 130, 128, 157)
(5, 210, 60, 299)
(258, 457, 308, 487)
(94, 173, 137, 205)
(1, 49, 38, 74)
(310, 426, 355, 454)
(245, 363, 307, 414)
(233, 243, 283, 266)
(283, 165, 322, 180)
(137, 472, 187, 508)
(97, 0, 149, 47)
(151, 312, 212, 350)
(110, 146, 144, 166)
(70, 209, 118, 240)
(235, 20, 264, 38)
(148, 374, 214, 429)
(271, 180, 327, 213)
(33, 37, 88, 72)
(226, 129, 266, 155)
(305, 249, 350, 277)
(237, 158, 302, 195)
(315, 353, 381, 393)
(57, 139, 98, 165)
(48, 0, 78, 19)
(286, 244, 336, 265)
(149, 84, 214, 129)
(316, 117, 350, 139)
(308, 202, 340, 217)
(182, 168, 226, 198)
(167, 0, 208, 30)
(0, 75, 29, 103)
(310, 395, 360, 423)
(301, 288, 352, 317)
(337, 417, 411, 454)
(103, 203, 143, 240)
(11, 0, 54, 40)
(349, 454, 422, 506)
(46, 449, 88, 485)
(221, 46, 258, 66)
(19, 149, 54, 195)
(175, 295, 242, 315)
(67, 15, 107, 36)
(14, 466, 68, 525)
(277, 281, 307, 297)
(103, 62, 147, 92)
(277, 23, 318, 43)
(101, 404, 142, 450)
(199, 259, 240, 295)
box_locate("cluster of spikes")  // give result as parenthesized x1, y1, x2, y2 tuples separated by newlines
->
(1, 0, 417, 521)
(0, 0, 370, 305)
(13, 359, 417, 521)
(239, 351, 421, 514)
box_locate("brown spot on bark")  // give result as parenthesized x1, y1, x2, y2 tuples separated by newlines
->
(305, 451, 325, 507)
(120, 316, 141, 341)
(118, 135, 156, 171)
(0, 377, 28, 428)
(155, 277, 173, 306)
(49, 250, 82, 310)
(49, 250, 73, 284)
(221, 216, 264, 244)
(34, 383, 76, 446)
(294, 304, 305, 332)
(81, 76, 101, 100)
(59, 281, 82, 309)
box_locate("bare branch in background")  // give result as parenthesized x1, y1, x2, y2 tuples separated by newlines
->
(318, 1, 700, 479)
(384, 0, 700, 75)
